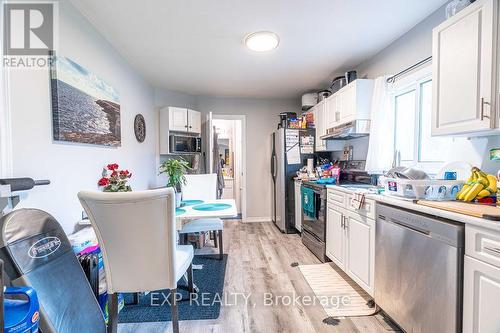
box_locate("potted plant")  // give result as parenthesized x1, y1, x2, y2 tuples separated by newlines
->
(159, 158, 191, 207)
(98, 163, 133, 192)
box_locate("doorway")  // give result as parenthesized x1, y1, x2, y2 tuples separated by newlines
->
(211, 115, 246, 218)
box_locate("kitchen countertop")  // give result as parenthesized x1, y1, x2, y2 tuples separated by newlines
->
(326, 184, 500, 232)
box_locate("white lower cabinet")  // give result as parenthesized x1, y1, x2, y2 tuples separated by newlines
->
(326, 189, 375, 296)
(463, 255, 500, 333)
(326, 206, 345, 269)
(345, 211, 375, 295)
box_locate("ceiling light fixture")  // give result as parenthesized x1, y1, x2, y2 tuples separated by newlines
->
(245, 31, 279, 52)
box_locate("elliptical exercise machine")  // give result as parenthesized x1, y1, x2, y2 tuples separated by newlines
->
(0, 178, 106, 333)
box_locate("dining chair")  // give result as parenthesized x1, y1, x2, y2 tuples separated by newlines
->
(180, 174, 224, 260)
(78, 188, 194, 333)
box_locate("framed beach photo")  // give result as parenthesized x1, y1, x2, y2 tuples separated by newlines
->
(50, 54, 121, 147)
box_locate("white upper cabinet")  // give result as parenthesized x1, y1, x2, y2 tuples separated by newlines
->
(169, 107, 189, 132)
(188, 109, 202, 133)
(432, 0, 497, 136)
(339, 83, 356, 123)
(324, 79, 374, 129)
(325, 94, 338, 129)
(168, 107, 202, 134)
(313, 101, 326, 151)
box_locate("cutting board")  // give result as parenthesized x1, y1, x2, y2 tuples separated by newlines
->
(417, 200, 500, 221)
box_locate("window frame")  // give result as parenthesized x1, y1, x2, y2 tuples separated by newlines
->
(389, 65, 444, 174)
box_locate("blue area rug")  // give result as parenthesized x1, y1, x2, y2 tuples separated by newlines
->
(118, 255, 228, 323)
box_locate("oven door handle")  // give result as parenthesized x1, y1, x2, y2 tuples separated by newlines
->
(303, 228, 323, 243)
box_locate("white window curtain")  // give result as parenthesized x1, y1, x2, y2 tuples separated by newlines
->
(365, 76, 394, 174)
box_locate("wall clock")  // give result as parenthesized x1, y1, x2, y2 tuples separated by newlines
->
(134, 114, 146, 143)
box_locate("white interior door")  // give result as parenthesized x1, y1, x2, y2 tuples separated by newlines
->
(234, 120, 242, 213)
(206, 112, 213, 173)
(212, 114, 247, 219)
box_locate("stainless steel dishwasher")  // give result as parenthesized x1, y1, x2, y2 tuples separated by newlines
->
(375, 203, 464, 333)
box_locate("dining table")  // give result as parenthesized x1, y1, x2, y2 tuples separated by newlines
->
(175, 198, 238, 229)
(175, 198, 237, 292)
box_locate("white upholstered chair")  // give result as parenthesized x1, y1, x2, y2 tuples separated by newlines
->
(180, 174, 224, 260)
(78, 188, 193, 333)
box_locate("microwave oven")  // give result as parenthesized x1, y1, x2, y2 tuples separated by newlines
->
(169, 135, 202, 154)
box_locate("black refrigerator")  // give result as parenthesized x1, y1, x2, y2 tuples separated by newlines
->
(271, 128, 315, 233)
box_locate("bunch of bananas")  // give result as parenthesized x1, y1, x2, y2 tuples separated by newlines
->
(456, 167, 497, 202)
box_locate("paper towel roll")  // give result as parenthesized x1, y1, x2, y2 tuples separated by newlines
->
(307, 159, 314, 173)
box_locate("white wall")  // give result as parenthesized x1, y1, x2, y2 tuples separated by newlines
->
(356, 5, 447, 79)
(6, 1, 157, 233)
(154, 88, 197, 110)
(156, 93, 300, 221)
(354, 3, 500, 174)
(195, 96, 300, 221)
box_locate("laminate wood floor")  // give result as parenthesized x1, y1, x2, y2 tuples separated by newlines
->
(119, 220, 400, 333)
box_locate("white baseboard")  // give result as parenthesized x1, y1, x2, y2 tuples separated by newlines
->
(242, 216, 272, 223)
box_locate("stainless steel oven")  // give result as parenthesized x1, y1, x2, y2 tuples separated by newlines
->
(301, 181, 328, 262)
(169, 135, 201, 154)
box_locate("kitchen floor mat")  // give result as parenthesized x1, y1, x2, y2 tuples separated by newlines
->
(298, 263, 377, 318)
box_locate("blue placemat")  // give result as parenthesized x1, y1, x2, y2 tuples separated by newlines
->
(181, 200, 204, 206)
(193, 203, 232, 211)
(176, 208, 186, 215)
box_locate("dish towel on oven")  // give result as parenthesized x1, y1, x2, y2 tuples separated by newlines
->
(301, 186, 316, 218)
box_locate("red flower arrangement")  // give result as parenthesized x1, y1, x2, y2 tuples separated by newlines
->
(98, 163, 132, 192)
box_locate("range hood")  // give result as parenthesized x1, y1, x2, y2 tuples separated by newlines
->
(320, 120, 370, 140)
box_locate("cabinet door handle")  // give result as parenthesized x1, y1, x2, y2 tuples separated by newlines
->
(484, 246, 500, 256)
(481, 97, 490, 121)
(341, 218, 345, 229)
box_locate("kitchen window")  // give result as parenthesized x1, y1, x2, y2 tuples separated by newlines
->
(391, 67, 452, 174)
